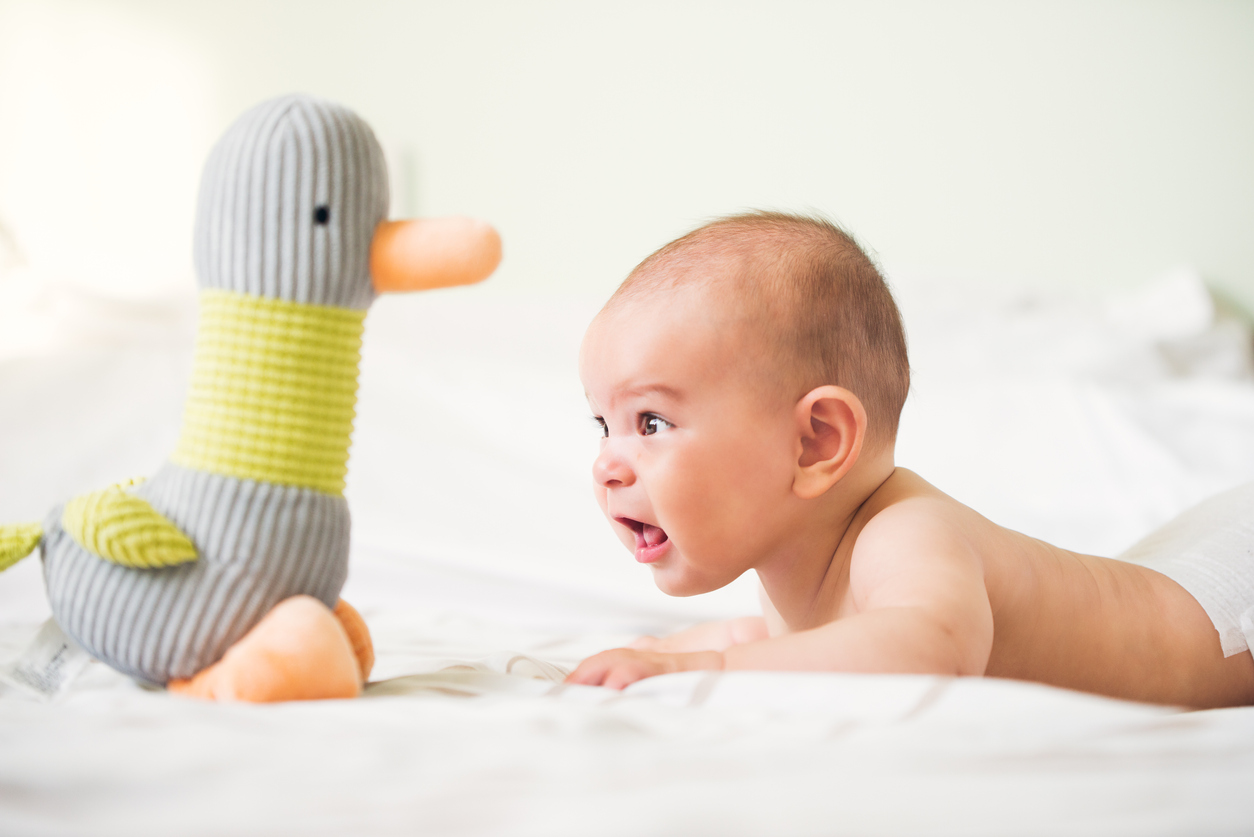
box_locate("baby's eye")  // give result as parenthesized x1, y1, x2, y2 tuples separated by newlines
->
(639, 414, 673, 436)
(592, 416, 608, 438)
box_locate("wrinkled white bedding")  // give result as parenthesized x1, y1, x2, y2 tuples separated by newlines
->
(4, 592, 1254, 837)
(2, 269, 1254, 835)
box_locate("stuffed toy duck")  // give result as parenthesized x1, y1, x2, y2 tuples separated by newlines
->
(0, 94, 501, 701)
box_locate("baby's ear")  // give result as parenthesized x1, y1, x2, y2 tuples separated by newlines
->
(792, 386, 866, 500)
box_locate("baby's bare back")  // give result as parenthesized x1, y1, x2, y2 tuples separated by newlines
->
(869, 471, 1254, 708)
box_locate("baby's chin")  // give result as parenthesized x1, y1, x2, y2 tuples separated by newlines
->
(648, 560, 728, 598)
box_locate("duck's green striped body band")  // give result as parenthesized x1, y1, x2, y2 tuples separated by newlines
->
(171, 289, 366, 496)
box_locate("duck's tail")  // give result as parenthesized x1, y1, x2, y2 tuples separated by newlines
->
(0, 522, 43, 572)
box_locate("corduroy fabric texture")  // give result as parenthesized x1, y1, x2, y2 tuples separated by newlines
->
(37, 95, 383, 684)
(193, 95, 389, 310)
(42, 464, 350, 684)
(171, 289, 366, 495)
(62, 482, 198, 569)
(0, 522, 42, 572)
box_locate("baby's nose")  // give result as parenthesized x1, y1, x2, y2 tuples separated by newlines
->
(592, 445, 635, 489)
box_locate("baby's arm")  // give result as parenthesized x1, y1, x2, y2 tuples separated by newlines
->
(630, 617, 768, 652)
(568, 502, 995, 688)
(726, 505, 994, 674)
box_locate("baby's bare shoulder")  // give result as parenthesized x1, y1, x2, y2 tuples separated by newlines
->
(845, 470, 992, 605)
(853, 469, 979, 554)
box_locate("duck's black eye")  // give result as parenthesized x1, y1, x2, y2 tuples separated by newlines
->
(313, 205, 330, 225)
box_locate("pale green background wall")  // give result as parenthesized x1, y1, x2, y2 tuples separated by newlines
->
(1, 0, 1251, 308)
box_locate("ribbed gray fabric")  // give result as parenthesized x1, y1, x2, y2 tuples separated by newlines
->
(39, 95, 387, 684)
(42, 465, 349, 684)
(193, 95, 389, 310)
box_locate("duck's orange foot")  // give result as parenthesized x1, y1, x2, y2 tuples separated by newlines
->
(168, 595, 365, 702)
(333, 598, 375, 682)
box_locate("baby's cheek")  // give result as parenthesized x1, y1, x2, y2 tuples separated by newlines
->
(662, 479, 733, 556)
(678, 466, 771, 566)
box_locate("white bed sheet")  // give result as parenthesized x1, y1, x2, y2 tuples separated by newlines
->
(3, 547, 1254, 837)
(3, 269, 1254, 835)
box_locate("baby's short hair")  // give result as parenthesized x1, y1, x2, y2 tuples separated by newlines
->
(611, 211, 910, 448)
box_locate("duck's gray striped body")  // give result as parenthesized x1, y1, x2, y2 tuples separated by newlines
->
(43, 466, 349, 683)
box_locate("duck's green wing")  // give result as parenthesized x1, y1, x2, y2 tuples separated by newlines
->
(0, 522, 43, 572)
(62, 482, 198, 569)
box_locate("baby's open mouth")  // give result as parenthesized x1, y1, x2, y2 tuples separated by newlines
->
(616, 517, 670, 563)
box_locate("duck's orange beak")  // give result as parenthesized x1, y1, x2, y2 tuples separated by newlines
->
(369, 217, 502, 293)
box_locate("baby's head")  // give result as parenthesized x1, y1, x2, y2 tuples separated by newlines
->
(581, 211, 909, 595)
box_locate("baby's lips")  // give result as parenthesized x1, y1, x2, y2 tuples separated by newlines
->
(627, 520, 671, 565)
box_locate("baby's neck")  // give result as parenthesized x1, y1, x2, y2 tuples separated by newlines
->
(754, 451, 897, 630)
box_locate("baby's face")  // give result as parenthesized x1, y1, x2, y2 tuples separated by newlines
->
(580, 285, 801, 596)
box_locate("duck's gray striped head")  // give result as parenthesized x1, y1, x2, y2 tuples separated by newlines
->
(193, 95, 389, 310)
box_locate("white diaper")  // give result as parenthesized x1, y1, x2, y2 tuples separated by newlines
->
(1118, 482, 1254, 658)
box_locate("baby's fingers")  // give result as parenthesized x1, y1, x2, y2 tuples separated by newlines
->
(602, 663, 651, 690)
(565, 649, 656, 689)
(564, 650, 619, 686)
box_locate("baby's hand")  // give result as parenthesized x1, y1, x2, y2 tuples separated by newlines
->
(564, 648, 724, 690)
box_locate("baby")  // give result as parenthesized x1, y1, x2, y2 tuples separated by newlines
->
(566, 211, 1254, 708)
